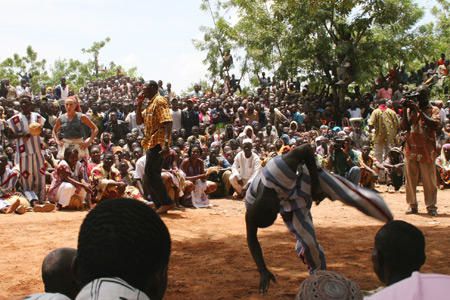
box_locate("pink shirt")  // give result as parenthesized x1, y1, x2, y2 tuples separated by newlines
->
(377, 88, 393, 100)
(366, 272, 450, 300)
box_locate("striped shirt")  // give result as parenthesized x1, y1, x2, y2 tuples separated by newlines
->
(246, 155, 393, 222)
(7, 112, 45, 160)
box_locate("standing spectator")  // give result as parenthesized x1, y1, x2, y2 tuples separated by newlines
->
(136, 80, 174, 214)
(181, 98, 199, 136)
(401, 86, 440, 216)
(170, 98, 182, 131)
(166, 82, 176, 100)
(55, 77, 70, 103)
(16, 79, 30, 97)
(52, 96, 98, 160)
(368, 99, 400, 163)
(6, 96, 48, 204)
(376, 82, 393, 100)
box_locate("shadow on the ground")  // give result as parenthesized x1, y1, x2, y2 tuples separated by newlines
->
(165, 225, 450, 300)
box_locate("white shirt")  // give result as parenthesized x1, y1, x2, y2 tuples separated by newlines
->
(76, 277, 149, 300)
(133, 155, 146, 180)
(125, 112, 138, 130)
(348, 108, 362, 118)
(171, 109, 182, 131)
(232, 151, 261, 181)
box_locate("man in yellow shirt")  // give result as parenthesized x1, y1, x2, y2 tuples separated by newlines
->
(368, 99, 400, 163)
(136, 81, 174, 214)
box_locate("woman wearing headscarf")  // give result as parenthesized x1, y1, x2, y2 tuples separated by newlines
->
(436, 143, 450, 189)
(238, 125, 256, 145)
(52, 96, 98, 160)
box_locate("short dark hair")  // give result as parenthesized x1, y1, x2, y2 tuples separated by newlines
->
(76, 198, 171, 295)
(145, 80, 158, 90)
(375, 220, 425, 274)
(42, 248, 78, 299)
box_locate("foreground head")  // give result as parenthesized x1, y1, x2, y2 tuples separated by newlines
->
(75, 198, 171, 299)
(296, 271, 362, 300)
(372, 220, 425, 286)
(42, 247, 78, 299)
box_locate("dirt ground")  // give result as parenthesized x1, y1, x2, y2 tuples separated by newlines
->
(0, 188, 449, 300)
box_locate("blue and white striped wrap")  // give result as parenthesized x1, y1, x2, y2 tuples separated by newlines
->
(246, 156, 393, 223)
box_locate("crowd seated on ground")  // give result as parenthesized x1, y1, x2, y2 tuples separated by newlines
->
(0, 53, 449, 213)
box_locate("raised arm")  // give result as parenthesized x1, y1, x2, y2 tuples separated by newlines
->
(245, 182, 279, 294)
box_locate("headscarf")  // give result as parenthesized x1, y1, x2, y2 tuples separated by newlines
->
(296, 271, 363, 300)
(439, 144, 450, 169)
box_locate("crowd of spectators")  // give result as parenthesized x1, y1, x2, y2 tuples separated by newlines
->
(0, 53, 449, 216)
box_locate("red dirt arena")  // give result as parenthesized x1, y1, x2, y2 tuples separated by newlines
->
(0, 189, 449, 299)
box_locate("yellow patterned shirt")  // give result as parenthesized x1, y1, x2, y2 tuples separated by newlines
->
(141, 93, 173, 151)
(368, 107, 399, 144)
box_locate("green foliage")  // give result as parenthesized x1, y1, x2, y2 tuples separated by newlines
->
(196, 0, 437, 96)
(0, 38, 139, 94)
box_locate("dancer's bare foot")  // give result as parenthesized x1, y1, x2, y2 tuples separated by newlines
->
(33, 202, 56, 213)
(156, 204, 175, 214)
(6, 199, 21, 214)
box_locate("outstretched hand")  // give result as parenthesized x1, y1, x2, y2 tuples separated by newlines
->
(259, 268, 276, 294)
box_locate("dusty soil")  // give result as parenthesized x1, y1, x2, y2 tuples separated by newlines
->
(0, 189, 449, 300)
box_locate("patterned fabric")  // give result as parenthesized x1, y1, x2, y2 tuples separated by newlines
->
(141, 93, 172, 151)
(90, 164, 121, 201)
(296, 271, 363, 300)
(368, 107, 399, 145)
(75, 277, 149, 300)
(7, 112, 46, 160)
(0, 167, 20, 197)
(405, 105, 440, 163)
(48, 160, 85, 202)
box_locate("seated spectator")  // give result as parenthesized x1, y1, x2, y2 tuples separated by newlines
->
(180, 145, 217, 206)
(327, 137, 361, 185)
(99, 132, 113, 154)
(359, 145, 384, 189)
(296, 270, 363, 300)
(205, 147, 232, 197)
(436, 143, 450, 189)
(383, 147, 404, 193)
(0, 154, 53, 214)
(367, 220, 450, 299)
(161, 148, 186, 206)
(86, 145, 101, 177)
(90, 152, 126, 203)
(48, 146, 91, 210)
(74, 198, 171, 300)
(238, 125, 256, 145)
(42, 248, 78, 299)
(229, 139, 261, 199)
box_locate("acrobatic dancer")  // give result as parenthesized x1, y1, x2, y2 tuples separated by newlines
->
(245, 144, 393, 294)
(245, 144, 325, 294)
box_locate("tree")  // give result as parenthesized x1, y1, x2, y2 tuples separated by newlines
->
(197, 0, 427, 106)
(0, 38, 139, 94)
(81, 37, 111, 78)
(0, 46, 49, 92)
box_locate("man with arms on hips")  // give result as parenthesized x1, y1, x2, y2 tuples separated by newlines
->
(136, 80, 174, 214)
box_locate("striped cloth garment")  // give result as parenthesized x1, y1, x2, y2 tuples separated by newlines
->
(246, 156, 393, 223)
